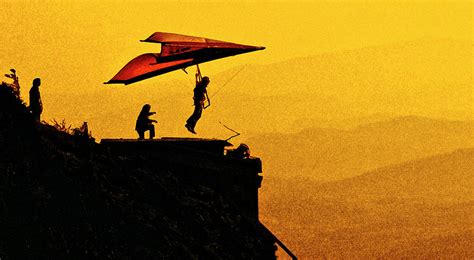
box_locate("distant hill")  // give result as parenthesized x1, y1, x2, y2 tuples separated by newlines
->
(207, 38, 472, 133)
(247, 116, 474, 182)
(260, 148, 474, 258)
(318, 147, 474, 202)
(43, 38, 472, 138)
(384, 230, 474, 259)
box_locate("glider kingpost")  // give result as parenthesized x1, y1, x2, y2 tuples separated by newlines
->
(105, 32, 265, 85)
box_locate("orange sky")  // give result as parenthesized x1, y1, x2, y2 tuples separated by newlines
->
(0, 0, 472, 138)
(1, 2, 472, 258)
(1, 0, 470, 84)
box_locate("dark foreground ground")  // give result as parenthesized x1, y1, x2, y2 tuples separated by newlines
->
(0, 84, 276, 259)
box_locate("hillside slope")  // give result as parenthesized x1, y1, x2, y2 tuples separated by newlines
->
(0, 84, 276, 259)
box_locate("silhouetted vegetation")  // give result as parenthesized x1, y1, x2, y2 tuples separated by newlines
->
(50, 119, 72, 133)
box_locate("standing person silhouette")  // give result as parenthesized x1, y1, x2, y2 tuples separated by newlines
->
(135, 104, 157, 139)
(29, 78, 42, 122)
(185, 75, 210, 134)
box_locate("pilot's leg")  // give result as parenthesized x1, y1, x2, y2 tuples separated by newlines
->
(149, 124, 155, 139)
(137, 130, 145, 140)
(186, 104, 202, 132)
(195, 104, 203, 123)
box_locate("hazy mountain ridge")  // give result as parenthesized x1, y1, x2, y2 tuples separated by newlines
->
(317, 148, 474, 202)
(260, 148, 474, 258)
(247, 116, 474, 182)
(43, 38, 472, 139)
(213, 38, 472, 119)
(222, 38, 471, 93)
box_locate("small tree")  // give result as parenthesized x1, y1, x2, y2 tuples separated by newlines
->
(51, 119, 72, 134)
(4, 68, 20, 99)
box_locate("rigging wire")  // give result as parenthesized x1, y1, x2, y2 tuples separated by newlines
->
(212, 65, 247, 140)
(210, 64, 247, 99)
(181, 64, 247, 140)
(219, 121, 241, 141)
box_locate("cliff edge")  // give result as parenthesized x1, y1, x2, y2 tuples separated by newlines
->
(0, 83, 277, 259)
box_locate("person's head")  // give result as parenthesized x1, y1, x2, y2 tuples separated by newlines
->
(202, 76, 210, 86)
(141, 104, 151, 113)
(33, 78, 41, 87)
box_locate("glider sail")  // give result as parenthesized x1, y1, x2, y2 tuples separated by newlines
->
(106, 32, 265, 85)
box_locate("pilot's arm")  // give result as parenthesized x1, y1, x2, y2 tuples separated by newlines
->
(195, 73, 201, 83)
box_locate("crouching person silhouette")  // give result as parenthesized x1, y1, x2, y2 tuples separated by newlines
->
(135, 104, 157, 140)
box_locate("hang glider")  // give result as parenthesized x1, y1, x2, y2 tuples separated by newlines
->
(105, 32, 265, 85)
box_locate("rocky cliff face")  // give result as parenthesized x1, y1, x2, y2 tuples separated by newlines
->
(0, 84, 276, 259)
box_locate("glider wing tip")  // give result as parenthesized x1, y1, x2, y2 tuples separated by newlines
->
(103, 80, 127, 85)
